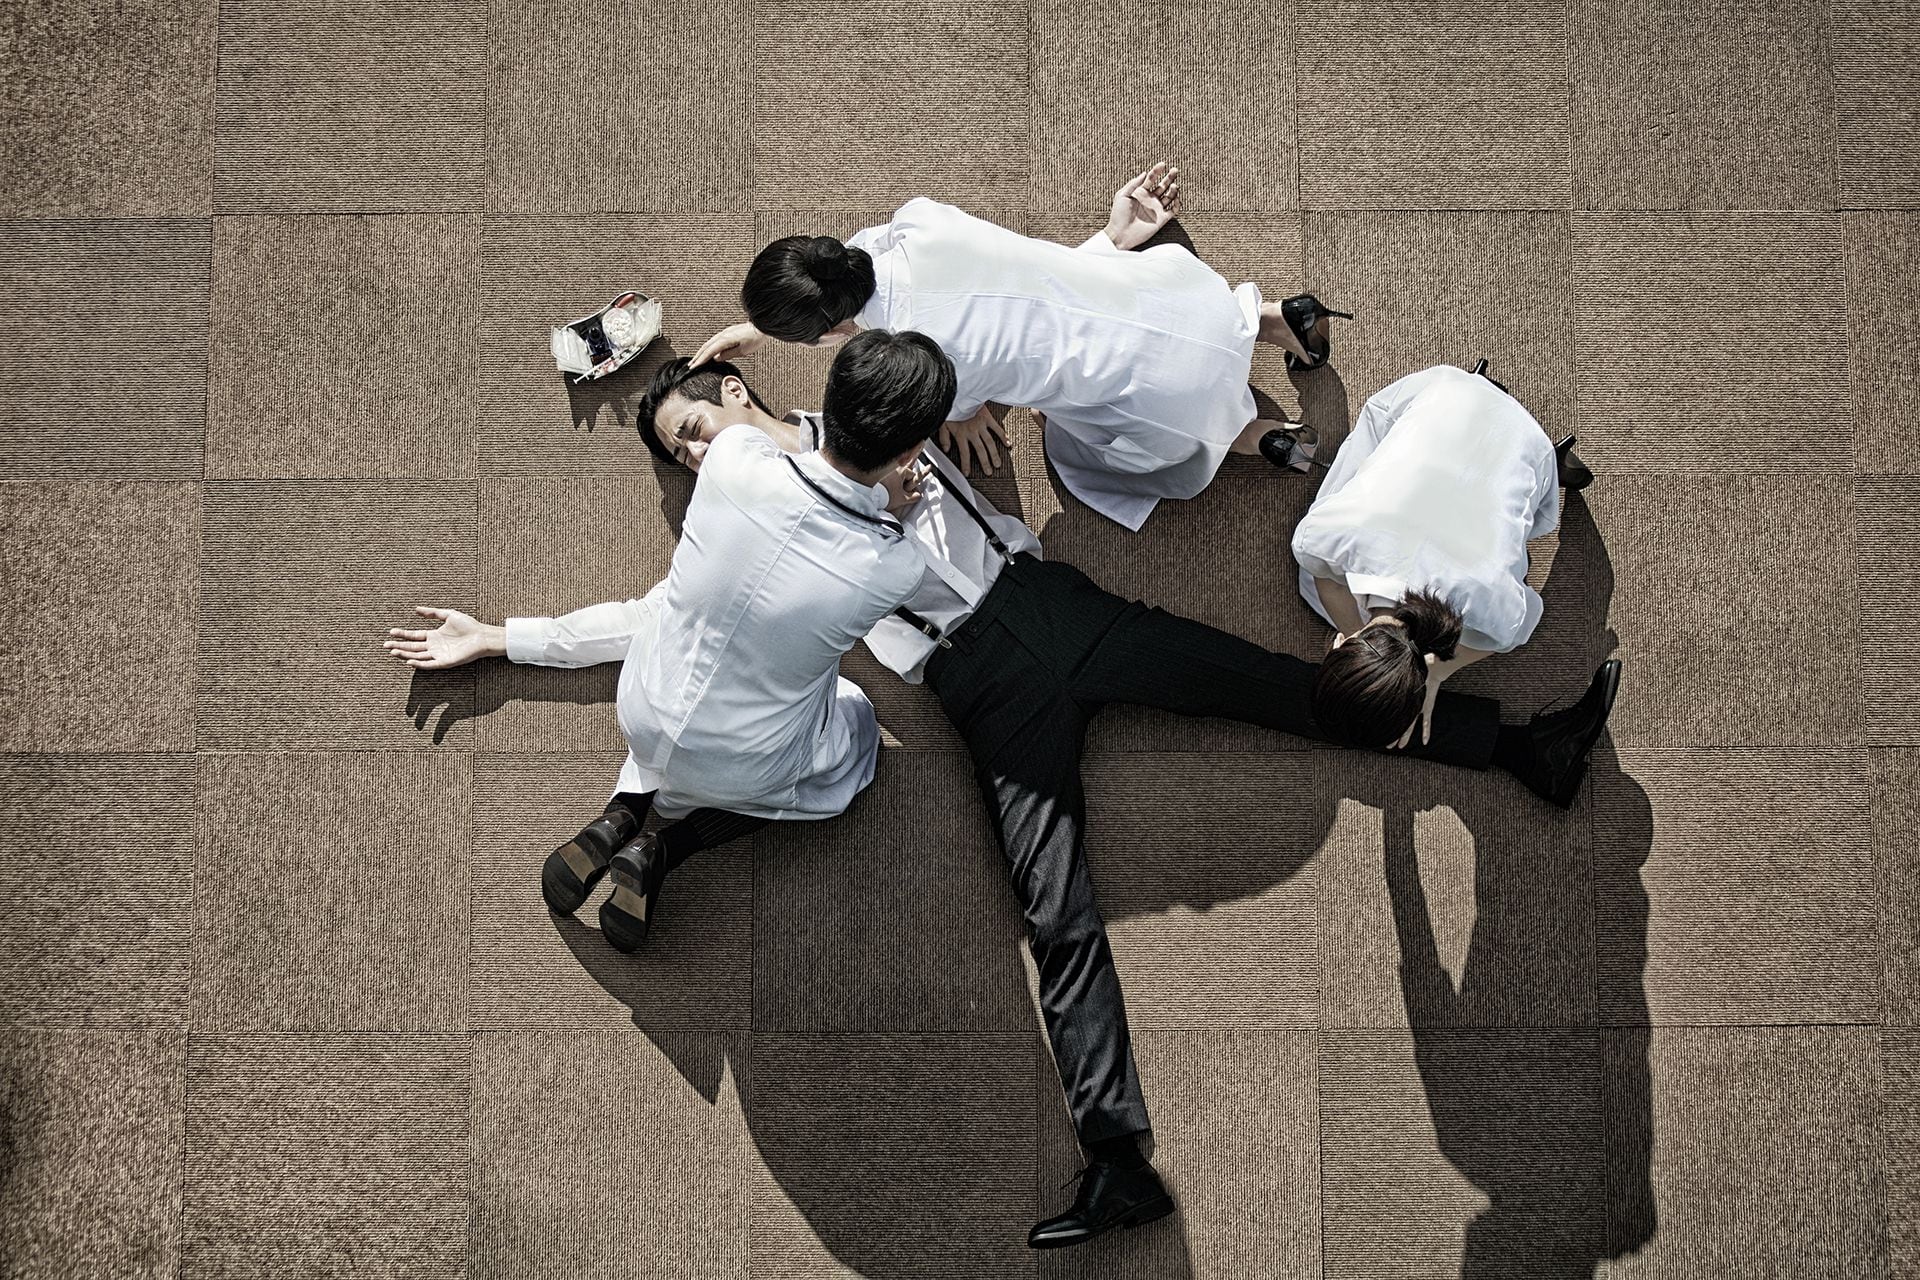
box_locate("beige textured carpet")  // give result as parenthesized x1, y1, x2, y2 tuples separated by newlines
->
(2, 0, 1916, 1276)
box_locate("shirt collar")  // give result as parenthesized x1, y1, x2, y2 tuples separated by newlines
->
(857, 240, 908, 332)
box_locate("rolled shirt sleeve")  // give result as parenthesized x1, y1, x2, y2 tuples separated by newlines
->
(504, 582, 668, 668)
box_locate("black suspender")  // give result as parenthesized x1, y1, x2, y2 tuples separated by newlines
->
(782, 450, 1020, 652)
(917, 450, 1015, 566)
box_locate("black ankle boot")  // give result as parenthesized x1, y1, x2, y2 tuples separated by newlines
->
(1029, 1158, 1174, 1249)
(1554, 434, 1594, 491)
(1511, 660, 1622, 808)
(541, 807, 642, 915)
(599, 835, 666, 953)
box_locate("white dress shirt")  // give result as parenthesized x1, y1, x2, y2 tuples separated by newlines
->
(846, 197, 1262, 532)
(1291, 365, 1560, 655)
(505, 424, 925, 819)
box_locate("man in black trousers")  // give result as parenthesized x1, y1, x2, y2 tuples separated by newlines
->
(630, 354, 1620, 1250)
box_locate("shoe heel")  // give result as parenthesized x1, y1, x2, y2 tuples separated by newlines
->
(1121, 1195, 1176, 1229)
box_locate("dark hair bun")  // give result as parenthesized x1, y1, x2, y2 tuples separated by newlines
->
(800, 236, 850, 281)
(1392, 588, 1463, 662)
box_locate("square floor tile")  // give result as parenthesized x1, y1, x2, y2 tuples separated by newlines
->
(1595, 749, 1879, 1025)
(1572, 213, 1851, 471)
(1297, 0, 1570, 209)
(1030, 0, 1295, 213)
(748, 1034, 1037, 1279)
(1079, 754, 1320, 1029)
(1, 0, 214, 215)
(1859, 475, 1920, 746)
(1572, 0, 1833, 209)
(1875, 750, 1920, 1023)
(469, 754, 753, 1031)
(1835, 0, 1920, 207)
(193, 753, 468, 1031)
(1847, 214, 1920, 472)
(0, 1029, 186, 1280)
(471, 1031, 753, 1280)
(489, 0, 751, 213)
(1318, 755, 1594, 1029)
(182, 1034, 470, 1279)
(1606, 1027, 1885, 1278)
(196, 480, 477, 748)
(207, 216, 481, 479)
(478, 214, 754, 476)
(1320, 1028, 1606, 1279)
(1304, 211, 1573, 437)
(754, 751, 1030, 1033)
(1036, 1032, 1319, 1279)
(471, 476, 676, 752)
(750, 0, 1029, 210)
(1584, 473, 1860, 747)
(0, 483, 199, 751)
(0, 755, 193, 1026)
(1887, 1027, 1920, 1280)
(0, 221, 207, 479)
(214, 0, 487, 212)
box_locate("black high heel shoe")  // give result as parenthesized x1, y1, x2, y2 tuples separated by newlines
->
(1553, 434, 1593, 492)
(1257, 424, 1321, 472)
(1469, 356, 1509, 393)
(1280, 294, 1353, 372)
(599, 834, 666, 953)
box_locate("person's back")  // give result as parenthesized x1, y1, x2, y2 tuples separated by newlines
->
(858, 197, 1254, 426)
(622, 423, 922, 809)
(1294, 364, 1559, 654)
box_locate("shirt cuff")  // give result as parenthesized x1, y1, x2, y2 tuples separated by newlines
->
(1077, 231, 1123, 253)
(503, 617, 552, 665)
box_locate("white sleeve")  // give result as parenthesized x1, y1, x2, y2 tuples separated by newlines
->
(504, 582, 667, 668)
(1075, 231, 1125, 254)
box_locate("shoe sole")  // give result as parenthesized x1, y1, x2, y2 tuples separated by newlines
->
(540, 839, 606, 915)
(598, 862, 654, 953)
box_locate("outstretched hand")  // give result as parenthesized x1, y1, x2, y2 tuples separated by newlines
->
(883, 459, 934, 518)
(937, 407, 1012, 477)
(1105, 162, 1181, 251)
(692, 321, 767, 366)
(384, 606, 505, 670)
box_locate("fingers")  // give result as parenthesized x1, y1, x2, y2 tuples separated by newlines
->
(413, 605, 448, 622)
(986, 415, 1012, 446)
(980, 432, 1000, 475)
(388, 628, 430, 642)
(692, 335, 726, 365)
(1118, 171, 1146, 199)
(1143, 161, 1170, 190)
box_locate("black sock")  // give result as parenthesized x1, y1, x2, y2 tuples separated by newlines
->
(1088, 1133, 1147, 1168)
(656, 808, 772, 875)
(606, 792, 655, 827)
(1491, 722, 1534, 777)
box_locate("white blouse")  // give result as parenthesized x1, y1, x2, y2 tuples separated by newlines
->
(1291, 365, 1560, 654)
(846, 197, 1262, 532)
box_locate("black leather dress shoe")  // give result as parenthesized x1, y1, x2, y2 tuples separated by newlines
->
(541, 807, 641, 915)
(1028, 1160, 1175, 1250)
(1554, 433, 1595, 491)
(599, 835, 666, 953)
(1516, 660, 1622, 809)
(1258, 424, 1319, 472)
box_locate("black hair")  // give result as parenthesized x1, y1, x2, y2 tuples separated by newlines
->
(820, 330, 957, 472)
(1310, 588, 1464, 748)
(741, 235, 877, 343)
(633, 357, 771, 464)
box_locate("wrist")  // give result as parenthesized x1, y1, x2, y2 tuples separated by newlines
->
(480, 622, 508, 659)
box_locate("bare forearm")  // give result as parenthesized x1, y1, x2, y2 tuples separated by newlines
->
(1313, 577, 1370, 636)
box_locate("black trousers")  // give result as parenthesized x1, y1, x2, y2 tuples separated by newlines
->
(604, 793, 769, 874)
(924, 554, 1502, 1145)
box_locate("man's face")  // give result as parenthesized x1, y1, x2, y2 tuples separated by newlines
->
(650, 377, 756, 471)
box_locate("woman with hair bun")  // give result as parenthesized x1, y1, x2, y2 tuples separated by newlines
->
(1297, 360, 1618, 772)
(693, 163, 1347, 531)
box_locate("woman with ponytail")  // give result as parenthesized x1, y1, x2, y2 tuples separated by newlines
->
(693, 163, 1346, 532)
(1297, 360, 1613, 751)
